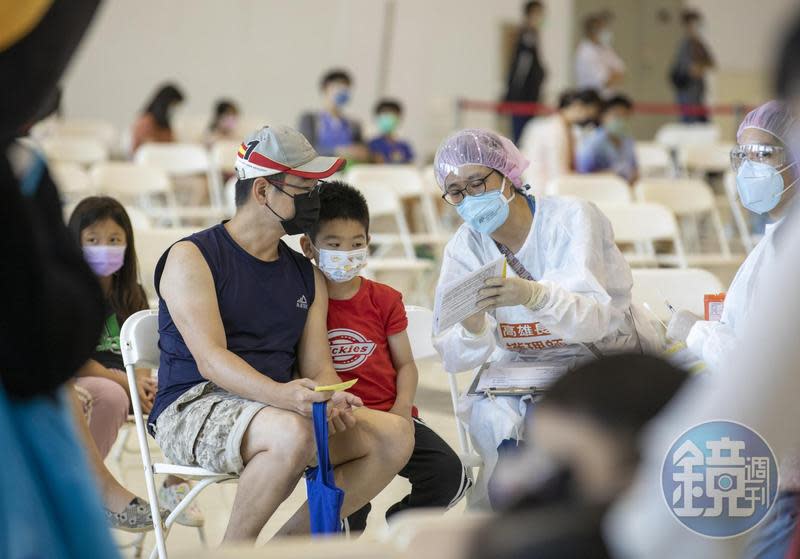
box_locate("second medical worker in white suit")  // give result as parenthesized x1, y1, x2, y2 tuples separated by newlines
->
(431, 128, 658, 507)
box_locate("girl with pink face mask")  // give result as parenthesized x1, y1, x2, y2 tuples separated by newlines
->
(67, 196, 205, 531)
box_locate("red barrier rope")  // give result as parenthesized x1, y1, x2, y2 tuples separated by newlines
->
(457, 98, 752, 117)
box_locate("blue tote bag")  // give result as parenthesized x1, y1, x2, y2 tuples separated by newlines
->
(306, 401, 345, 534)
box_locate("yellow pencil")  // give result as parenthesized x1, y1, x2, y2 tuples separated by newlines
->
(502, 259, 507, 278)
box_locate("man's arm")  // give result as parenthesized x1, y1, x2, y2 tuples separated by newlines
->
(160, 241, 326, 415)
(387, 330, 418, 422)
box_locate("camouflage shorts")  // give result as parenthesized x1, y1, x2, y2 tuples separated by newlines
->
(154, 381, 266, 474)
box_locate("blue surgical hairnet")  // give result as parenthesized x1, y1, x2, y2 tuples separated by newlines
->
(737, 100, 796, 146)
(433, 128, 530, 189)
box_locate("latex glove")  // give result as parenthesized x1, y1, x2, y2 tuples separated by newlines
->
(666, 309, 701, 342)
(479, 277, 548, 311)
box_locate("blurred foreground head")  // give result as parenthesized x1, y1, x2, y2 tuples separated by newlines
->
(0, 0, 101, 142)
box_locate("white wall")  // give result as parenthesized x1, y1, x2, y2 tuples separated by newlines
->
(61, 0, 576, 160)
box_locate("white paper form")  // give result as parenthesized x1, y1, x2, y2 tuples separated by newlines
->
(433, 257, 505, 335)
(474, 361, 568, 393)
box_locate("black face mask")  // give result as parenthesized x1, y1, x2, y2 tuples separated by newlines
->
(265, 181, 321, 235)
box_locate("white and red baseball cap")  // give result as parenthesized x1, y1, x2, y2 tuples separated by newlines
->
(234, 125, 346, 180)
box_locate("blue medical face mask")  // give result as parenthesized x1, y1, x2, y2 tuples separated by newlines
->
(457, 177, 515, 234)
(736, 159, 798, 215)
(333, 89, 350, 108)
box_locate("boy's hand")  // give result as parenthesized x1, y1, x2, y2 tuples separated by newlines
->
(328, 391, 362, 434)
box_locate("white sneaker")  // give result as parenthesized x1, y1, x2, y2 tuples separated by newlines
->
(158, 481, 205, 527)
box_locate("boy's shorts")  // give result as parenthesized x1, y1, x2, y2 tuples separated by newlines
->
(154, 381, 266, 474)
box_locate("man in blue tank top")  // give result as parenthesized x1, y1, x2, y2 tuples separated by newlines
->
(151, 125, 414, 543)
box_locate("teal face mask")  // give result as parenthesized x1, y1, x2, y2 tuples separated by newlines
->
(736, 159, 797, 215)
(605, 117, 629, 138)
(456, 177, 515, 234)
(376, 112, 399, 135)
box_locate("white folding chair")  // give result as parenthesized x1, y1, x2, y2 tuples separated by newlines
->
(635, 178, 732, 264)
(121, 310, 237, 559)
(404, 306, 482, 475)
(654, 122, 721, 148)
(635, 142, 672, 178)
(50, 162, 93, 202)
(34, 118, 118, 149)
(546, 173, 632, 204)
(135, 227, 202, 304)
(210, 139, 240, 177)
(135, 142, 226, 216)
(171, 115, 210, 143)
(354, 183, 416, 259)
(89, 161, 177, 223)
(41, 136, 108, 167)
(680, 142, 736, 177)
(631, 268, 724, 323)
(598, 202, 688, 268)
(345, 165, 447, 245)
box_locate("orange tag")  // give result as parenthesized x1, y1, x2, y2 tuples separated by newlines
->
(704, 293, 726, 321)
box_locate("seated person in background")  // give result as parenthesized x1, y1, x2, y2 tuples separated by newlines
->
(472, 354, 688, 559)
(151, 125, 413, 543)
(300, 182, 469, 531)
(519, 88, 602, 195)
(299, 69, 369, 162)
(367, 99, 415, 164)
(68, 196, 203, 529)
(205, 98, 240, 146)
(575, 95, 638, 184)
(131, 82, 184, 153)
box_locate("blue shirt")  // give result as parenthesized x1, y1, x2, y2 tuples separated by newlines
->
(317, 111, 357, 156)
(575, 128, 638, 182)
(149, 224, 315, 431)
(368, 135, 414, 164)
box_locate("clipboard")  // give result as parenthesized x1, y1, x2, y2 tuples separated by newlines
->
(467, 361, 568, 396)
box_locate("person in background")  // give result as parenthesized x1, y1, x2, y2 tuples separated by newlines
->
(670, 10, 714, 123)
(519, 88, 602, 194)
(470, 354, 688, 559)
(205, 98, 240, 145)
(574, 12, 625, 97)
(130, 83, 184, 153)
(300, 182, 469, 531)
(504, 1, 547, 144)
(299, 69, 368, 162)
(367, 99, 414, 164)
(666, 101, 798, 558)
(68, 196, 205, 529)
(432, 129, 659, 508)
(576, 94, 638, 184)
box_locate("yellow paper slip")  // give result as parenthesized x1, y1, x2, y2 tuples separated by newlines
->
(314, 378, 359, 392)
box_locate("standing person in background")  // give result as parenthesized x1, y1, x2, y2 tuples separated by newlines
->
(299, 69, 369, 162)
(576, 94, 638, 184)
(367, 99, 414, 164)
(130, 83, 184, 152)
(575, 12, 625, 98)
(519, 88, 602, 194)
(504, 1, 547, 144)
(205, 98, 240, 146)
(671, 10, 715, 123)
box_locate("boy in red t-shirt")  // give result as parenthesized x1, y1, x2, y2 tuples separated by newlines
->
(301, 181, 469, 530)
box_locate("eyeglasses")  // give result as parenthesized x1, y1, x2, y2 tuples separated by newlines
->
(730, 144, 787, 172)
(267, 177, 327, 198)
(441, 170, 496, 206)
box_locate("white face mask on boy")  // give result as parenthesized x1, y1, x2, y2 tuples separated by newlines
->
(316, 247, 368, 282)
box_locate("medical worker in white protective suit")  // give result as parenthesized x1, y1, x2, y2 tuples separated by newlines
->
(431, 128, 660, 508)
(668, 101, 798, 373)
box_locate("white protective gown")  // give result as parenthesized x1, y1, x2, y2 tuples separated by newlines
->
(434, 195, 659, 508)
(686, 219, 784, 373)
